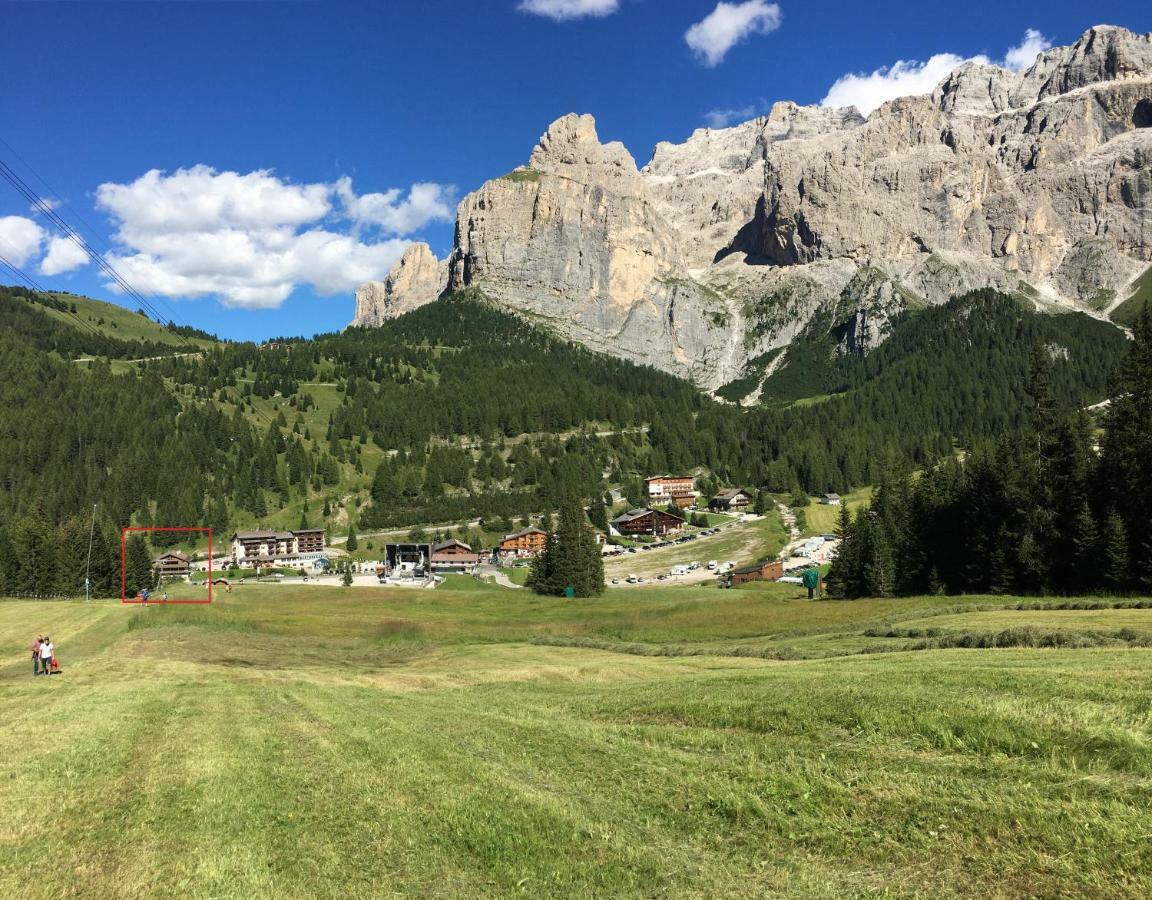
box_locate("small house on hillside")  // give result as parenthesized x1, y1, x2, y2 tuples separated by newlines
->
(710, 488, 753, 512)
(153, 550, 191, 578)
(611, 508, 685, 537)
(821, 494, 842, 506)
(430, 539, 481, 574)
(726, 559, 783, 586)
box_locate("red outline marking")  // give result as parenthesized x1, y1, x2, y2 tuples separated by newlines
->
(120, 526, 213, 604)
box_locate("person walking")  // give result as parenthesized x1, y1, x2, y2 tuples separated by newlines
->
(39, 636, 53, 675)
(31, 636, 42, 676)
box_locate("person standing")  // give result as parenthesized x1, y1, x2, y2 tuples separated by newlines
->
(31, 636, 42, 676)
(39, 636, 53, 675)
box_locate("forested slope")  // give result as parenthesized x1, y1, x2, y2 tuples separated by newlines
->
(0, 285, 1129, 596)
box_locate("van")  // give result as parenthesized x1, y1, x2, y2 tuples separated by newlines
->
(707, 560, 718, 569)
(670, 565, 689, 576)
(626, 574, 639, 584)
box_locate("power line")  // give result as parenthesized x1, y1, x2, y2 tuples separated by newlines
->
(0, 249, 107, 339)
(0, 150, 282, 434)
(0, 144, 187, 327)
(0, 157, 196, 344)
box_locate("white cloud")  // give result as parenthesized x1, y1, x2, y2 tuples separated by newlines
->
(39, 236, 90, 276)
(821, 29, 1052, 116)
(0, 215, 45, 267)
(821, 52, 981, 116)
(518, 0, 618, 21)
(335, 179, 455, 234)
(704, 103, 761, 129)
(685, 1, 782, 67)
(93, 166, 452, 309)
(1003, 28, 1051, 72)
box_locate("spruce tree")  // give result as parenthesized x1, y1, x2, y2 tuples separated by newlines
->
(346, 521, 358, 552)
(529, 502, 604, 597)
(125, 534, 154, 597)
(1100, 513, 1130, 594)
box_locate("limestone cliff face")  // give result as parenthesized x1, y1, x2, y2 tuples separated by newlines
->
(353, 242, 446, 327)
(355, 26, 1152, 392)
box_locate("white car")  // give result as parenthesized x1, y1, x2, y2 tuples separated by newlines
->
(707, 560, 718, 570)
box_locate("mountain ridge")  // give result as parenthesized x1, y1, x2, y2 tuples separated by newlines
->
(354, 25, 1152, 391)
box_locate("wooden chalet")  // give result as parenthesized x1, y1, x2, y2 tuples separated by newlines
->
(498, 527, 548, 557)
(710, 488, 754, 512)
(611, 508, 685, 537)
(727, 559, 784, 586)
(430, 539, 481, 573)
(153, 550, 191, 578)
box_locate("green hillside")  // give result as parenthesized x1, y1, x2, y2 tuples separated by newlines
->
(0, 284, 1132, 598)
(1110, 264, 1152, 328)
(42, 291, 218, 347)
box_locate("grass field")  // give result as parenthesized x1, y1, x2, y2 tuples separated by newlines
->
(2, 584, 1151, 898)
(46, 292, 218, 348)
(802, 488, 874, 535)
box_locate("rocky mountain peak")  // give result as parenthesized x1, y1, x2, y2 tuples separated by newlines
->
(528, 112, 641, 188)
(355, 26, 1152, 394)
(352, 242, 446, 328)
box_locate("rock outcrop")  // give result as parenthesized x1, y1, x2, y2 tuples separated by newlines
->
(353, 242, 446, 327)
(355, 26, 1152, 392)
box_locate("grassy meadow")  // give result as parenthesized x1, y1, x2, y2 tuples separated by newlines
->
(2, 581, 1151, 898)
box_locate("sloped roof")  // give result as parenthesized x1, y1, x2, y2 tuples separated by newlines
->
(432, 539, 474, 553)
(713, 488, 751, 501)
(501, 527, 547, 540)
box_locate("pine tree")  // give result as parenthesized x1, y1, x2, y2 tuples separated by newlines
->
(587, 495, 608, 532)
(529, 501, 603, 597)
(1100, 513, 1130, 594)
(1099, 306, 1152, 590)
(346, 521, 358, 552)
(299, 499, 310, 531)
(124, 534, 153, 597)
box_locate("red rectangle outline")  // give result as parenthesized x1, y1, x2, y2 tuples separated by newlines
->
(121, 526, 213, 604)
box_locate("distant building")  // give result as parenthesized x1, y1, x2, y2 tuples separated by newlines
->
(610, 508, 685, 537)
(230, 529, 328, 568)
(821, 494, 842, 506)
(726, 559, 784, 586)
(431, 539, 481, 574)
(383, 543, 431, 579)
(645, 475, 696, 508)
(153, 550, 191, 578)
(710, 488, 753, 512)
(498, 527, 548, 559)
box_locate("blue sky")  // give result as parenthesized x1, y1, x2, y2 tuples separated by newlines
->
(0, 0, 1147, 341)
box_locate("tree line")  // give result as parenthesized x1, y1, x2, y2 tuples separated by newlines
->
(827, 308, 1152, 597)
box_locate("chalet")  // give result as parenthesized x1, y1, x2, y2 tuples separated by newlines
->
(498, 527, 548, 558)
(430, 539, 481, 574)
(610, 508, 685, 537)
(820, 494, 842, 506)
(726, 559, 784, 586)
(710, 488, 754, 512)
(153, 550, 191, 578)
(645, 475, 696, 509)
(231, 529, 328, 568)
